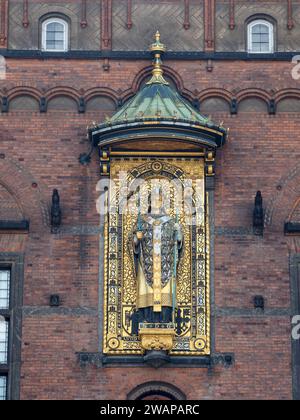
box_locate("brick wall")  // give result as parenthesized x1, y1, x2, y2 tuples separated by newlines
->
(0, 56, 298, 399)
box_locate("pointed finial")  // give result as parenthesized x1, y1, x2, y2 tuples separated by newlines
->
(147, 31, 169, 86)
(155, 30, 160, 43)
(150, 31, 166, 53)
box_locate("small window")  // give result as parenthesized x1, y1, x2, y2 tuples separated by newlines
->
(0, 268, 11, 400)
(42, 18, 68, 52)
(0, 375, 7, 400)
(0, 319, 8, 365)
(0, 270, 10, 310)
(248, 20, 274, 53)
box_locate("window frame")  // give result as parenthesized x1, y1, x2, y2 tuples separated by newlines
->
(0, 267, 11, 401)
(0, 373, 8, 401)
(41, 18, 69, 52)
(291, 255, 300, 400)
(0, 254, 24, 400)
(0, 267, 11, 312)
(247, 19, 274, 54)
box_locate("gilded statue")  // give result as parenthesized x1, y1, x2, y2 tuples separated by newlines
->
(131, 187, 183, 328)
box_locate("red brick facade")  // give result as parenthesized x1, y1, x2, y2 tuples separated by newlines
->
(0, 1, 300, 400)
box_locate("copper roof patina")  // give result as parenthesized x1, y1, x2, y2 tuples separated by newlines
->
(90, 32, 227, 148)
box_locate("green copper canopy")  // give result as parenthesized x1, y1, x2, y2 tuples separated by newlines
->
(109, 82, 211, 126)
(106, 31, 212, 127)
(90, 32, 227, 149)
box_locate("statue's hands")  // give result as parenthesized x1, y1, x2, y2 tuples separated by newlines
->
(134, 231, 143, 246)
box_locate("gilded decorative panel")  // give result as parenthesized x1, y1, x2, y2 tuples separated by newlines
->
(103, 157, 210, 356)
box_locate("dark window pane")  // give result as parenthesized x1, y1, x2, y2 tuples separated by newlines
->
(252, 24, 261, 34)
(46, 40, 64, 50)
(54, 32, 64, 41)
(54, 23, 64, 32)
(46, 31, 56, 41)
(47, 22, 64, 32)
(54, 41, 64, 49)
(46, 41, 56, 49)
(261, 34, 269, 43)
(0, 320, 8, 364)
(260, 42, 270, 52)
(0, 376, 6, 400)
(252, 34, 261, 43)
(45, 21, 66, 51)
(259, 25, 268, 34)
(250, 22, 271, 52)
(252, 24, 269, 34)
(251, 43, 261, 52)
(47, 23, 57, 32)
(0, 270, 10, 310)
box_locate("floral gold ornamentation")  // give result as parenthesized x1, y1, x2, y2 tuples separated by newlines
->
(108, 337, 121, 350)
(151, 161, 163, 173)
(194, 338, 206, 351)
(139, 328, 175, 352)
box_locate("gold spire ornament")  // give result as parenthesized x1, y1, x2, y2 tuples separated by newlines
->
(147, 31, 169, 85)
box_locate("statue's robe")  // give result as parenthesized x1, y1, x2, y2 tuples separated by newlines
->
(132, 214, 183, 324)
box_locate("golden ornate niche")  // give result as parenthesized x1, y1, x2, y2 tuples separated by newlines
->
(103, 157, 210, 357)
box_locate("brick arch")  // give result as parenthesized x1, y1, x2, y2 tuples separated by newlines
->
(275, 90, 300, 112)
(245, 13, 277, 26)
(7, 87, 41, 103)
(264, 164, 300, 254)
(236, 89, 271, 104)
(198, 88, 232, 105)
(47, 96, 78, 112)
(9, 95, 40, 112)
(85, 96, 117, 112)
(287, 197, 300, 254)
(0, 183, 24, 220)
(265, 162, 300, 231)
(84, 88, 119, 106)
(133, 65, 185, 91)
(200, 98, 231, 114)
(127, 381, 186, 401)
(39, 11, 71, 24)
(0, 157, 49, 229)
(238, 97, 269, 113)
(45, 87, 80, 104)
(287, 197, 300, 222)
(46, 88, 80, 112)
(274, 89, 300, 104)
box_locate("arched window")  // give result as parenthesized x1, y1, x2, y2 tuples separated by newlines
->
(127, 382, 186, 401)
(248, 20, 274, 53)
(42, 18, 69, 52)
